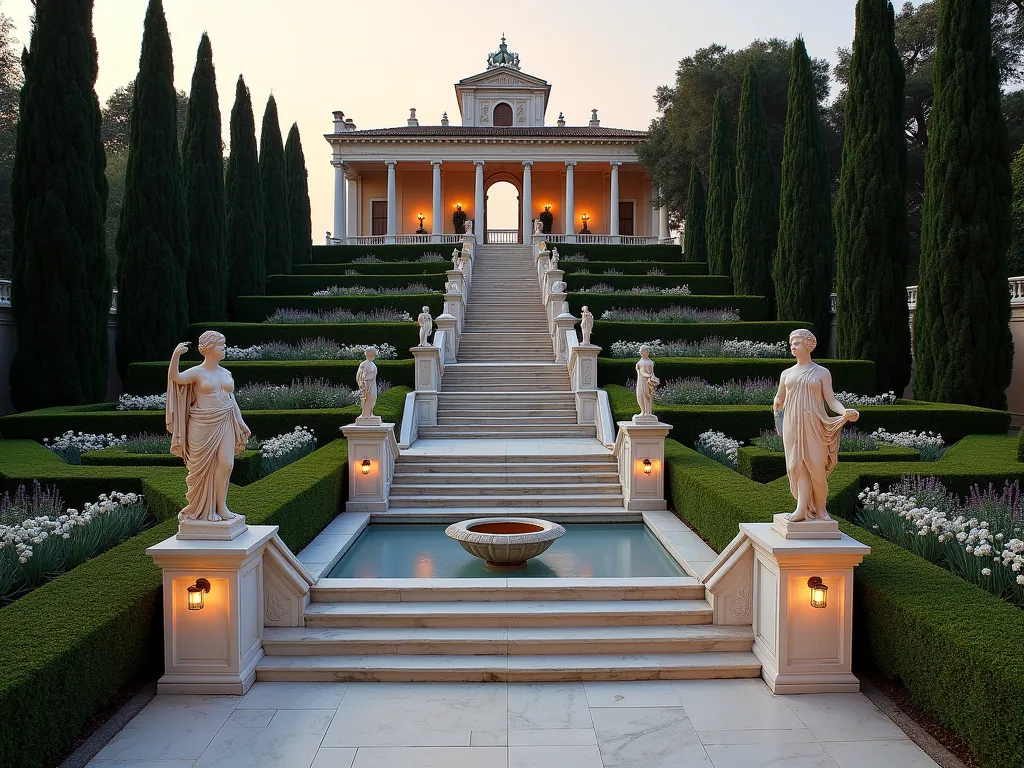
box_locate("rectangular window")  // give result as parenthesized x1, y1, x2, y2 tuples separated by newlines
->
(619, 201, 635, 236)
(371, 201, 387, 236)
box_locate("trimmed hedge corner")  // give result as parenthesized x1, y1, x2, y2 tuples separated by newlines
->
(81, 447, 263, 486)
(736, 443, 920, 483)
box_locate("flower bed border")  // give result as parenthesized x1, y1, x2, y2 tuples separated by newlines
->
(231, 293, 444, 324)
(266, 272, 447, 295)
(188, 321, 418, 359)
(567, 292, 768, 322)
(736, 443, 921, 483)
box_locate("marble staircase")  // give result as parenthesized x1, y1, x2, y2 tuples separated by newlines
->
(257, 579, 760, 682)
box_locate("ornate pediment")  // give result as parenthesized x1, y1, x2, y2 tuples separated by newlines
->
(478, 73, 530, 87)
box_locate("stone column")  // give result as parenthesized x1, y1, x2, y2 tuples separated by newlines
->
(564, 161, 577, 238)
(658, 193, 670, 243)
(347, 174, 359, 237)
(431, 160, 443, 243)
(609, 161, 621, 240)
(435, 313, 458, 364)
(615, 417, 673, 510)
(385, 159, 397, 243)
(333, 161, 346, 241)
(521, 160, 533, 244)
(474, 160, 485, 238)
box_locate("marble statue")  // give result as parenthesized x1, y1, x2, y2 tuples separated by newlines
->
(581, 306, 594, 344)
(772, 329, 859, 522)
(550, 248, 559, 269)
(550, 280, 566, 295)
(533, 219, 543, 235)
(445, 280, 460, 295)
(464, 219, 474, 235)
(451, 248, 461, 269)
(166, 331, 251, 523)
(635, 345, 660, 418)
(356, 347, 379, 420)
(417, 306, 433, 345)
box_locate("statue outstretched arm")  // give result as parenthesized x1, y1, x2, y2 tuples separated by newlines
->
(821, 368, 858, 420)
(168, 342, 197, 386)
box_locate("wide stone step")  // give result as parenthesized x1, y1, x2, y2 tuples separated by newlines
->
(435, 417, 581, 426)
(395, 454, 615, 465)
(392, 471, 622, 485)
(434, 408, 578, 419)
(438, 388, 573, 395)
(415, 426, 594, 437)
(389, 482, 622, 497)
(262, 625, 751, 657)
(387, 493, 621, 507)
(302, 599, 711, 628)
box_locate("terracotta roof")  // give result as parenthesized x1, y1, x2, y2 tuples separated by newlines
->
(328, 125, 646, 139)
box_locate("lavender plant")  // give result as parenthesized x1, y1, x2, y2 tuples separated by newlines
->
(264, 308, 413, 324)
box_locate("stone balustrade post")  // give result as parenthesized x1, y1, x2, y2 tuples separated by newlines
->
(544, 268, 564, 303)
(536, 249, 551, 286)
(340, 420, 399, 512)
(444, 291, 465, 336)
(613, 414, 673, 511)
(568, 341, 602, 425)
(434, 314, 458, 364)
(546, 291, 567, 336)
(553, 309, 578, 364)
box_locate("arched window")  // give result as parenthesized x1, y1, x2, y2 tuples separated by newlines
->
(493, 103, 513, 127)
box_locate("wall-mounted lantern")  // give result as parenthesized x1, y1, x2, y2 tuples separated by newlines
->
(808, 576, 828, 609)
(187, 578, 211, 611)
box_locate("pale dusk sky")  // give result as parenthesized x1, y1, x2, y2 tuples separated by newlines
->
(4, 0, 922, 235)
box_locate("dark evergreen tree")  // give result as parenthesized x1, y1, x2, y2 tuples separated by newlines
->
(706, 93, 736, 277)
(731, 64, 777, 309)
(284, 123, 312, 267)
(225, 75, 264, 315)
(683, 161, 708, 262)
(835, 0, 912, 394)
(9, 0, 109, 409)
(182, 32, 227, 323)
(114, 0, 188, 377)
(260, 94, 290, 276)
(913, 0, 1013, 408)
(774, 38, 834, 338)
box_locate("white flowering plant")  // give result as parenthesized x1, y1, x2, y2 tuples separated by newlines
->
(0, 484, 149, 603)
(116, 393, 167, 411)
(418, 252, 445, 262)
(834, 390, 898, 406)
(259, 426, 318, 476)
(871, 428, 947, 461)
(265, 308, 413, 324)
(311, 283, 435, 297)
(694, 430, 743, 469)
(351, 254, 380, 263)
(608, 338, 790, 360)
(858, 476, 1024, 607)
(561, 253, 588, 262)
(44, 431, 128, 464)
(579, 284, 692, 296)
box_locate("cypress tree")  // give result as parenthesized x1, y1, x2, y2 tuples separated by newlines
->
(683, 161, 708, 262)
(774, 37, 834, 338)
(706, 93, 736, 278)
(115, 0, 188, 377)
(225, 75, 264, 315)
(182, 32, 227, 323)
(260, 94, 291, 276)
(732, 65, 777, 310)
(913, 0, 1013, 408)
(835, 0, 911, 394)
(9, 0, 109, 409)
(284, 123, 312, 267)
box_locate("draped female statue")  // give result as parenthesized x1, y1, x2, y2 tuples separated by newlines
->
(772, 329, 859, 522)
(635, 344, 660, 418)
(166, 331, 251, 523)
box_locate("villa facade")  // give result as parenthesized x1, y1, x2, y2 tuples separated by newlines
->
(325, 37, 670, 246)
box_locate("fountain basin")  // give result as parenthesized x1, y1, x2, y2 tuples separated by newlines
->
(445, 517, 566, 571)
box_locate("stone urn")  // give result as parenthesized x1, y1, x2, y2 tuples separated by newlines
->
(445, 517, 565, 571)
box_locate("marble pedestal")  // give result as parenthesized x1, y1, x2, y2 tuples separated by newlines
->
(340, 421, 398, 512)
(740, 522, 870, 694)
(147, 524, 313, 695)
(568, 343, 601, 425)
(613, 417, 672, 510)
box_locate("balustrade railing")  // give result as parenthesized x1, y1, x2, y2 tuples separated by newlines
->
(326, 234, 463, 246)
(830, 279, 1024, 315)
(486, 229, 519, 244)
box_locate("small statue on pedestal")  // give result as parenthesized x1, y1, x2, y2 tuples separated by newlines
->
(445, 280, 460, 295)
(635, 345, 660, 419)
(356, 346, 379, 421)
(550, 248, 559, 269)
(451, 248, 461, 270)
(166, 331, 251, 523)
(580, 306, 594, 344)
(464, 219, 474, 235)
(533, 218, 544, 235)
(417, 306, 434, 345)
(772, 329, 859, 522)
(550, 280, 566, 295)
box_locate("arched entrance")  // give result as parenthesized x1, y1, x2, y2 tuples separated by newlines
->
(484, 174, 521, 244)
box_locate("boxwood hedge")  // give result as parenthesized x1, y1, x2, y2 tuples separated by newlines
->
(189, 321, 419, 358)
(591, 320, 813, 347)
(597, 358, 876, 394)
(232, 293, 444, 324)
(311, 243, 459, 263)
(562, 260, 708, 276)
(571, 293, 769, 322)
(81, 447, 264, 486)
(605, 384, 1011, 445)
(569, 273, 732, 295)
(124, 359, 415, 395)
(544, 243, 682, 262)
(736, 443, 920, 483)
(293, 261, 451, 276)
(266, 273, 447, 295)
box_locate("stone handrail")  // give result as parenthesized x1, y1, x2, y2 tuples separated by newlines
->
(830, 278, 1024, 315)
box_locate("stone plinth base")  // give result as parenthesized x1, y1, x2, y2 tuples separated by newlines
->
(614, 419, 672, 510)
(176, 515, 247, 541)
(771, 513, 841, 540)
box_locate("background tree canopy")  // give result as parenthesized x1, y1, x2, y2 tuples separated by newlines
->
(0, 5, 22, 279)
(636, 38, 834, 227)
